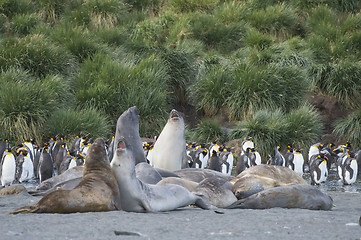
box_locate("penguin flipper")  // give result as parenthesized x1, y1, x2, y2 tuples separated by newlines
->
(9, 205, 40, 214)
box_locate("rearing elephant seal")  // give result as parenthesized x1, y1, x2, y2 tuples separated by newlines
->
(113, 106, 146, 164)
(111, 136, 210, 212)
(151, 109, 189, 171)
(10, 138, 121, 214)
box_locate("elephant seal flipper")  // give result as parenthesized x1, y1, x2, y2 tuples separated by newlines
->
(227, 184, 333, 210)
(10, 138, 121, 214)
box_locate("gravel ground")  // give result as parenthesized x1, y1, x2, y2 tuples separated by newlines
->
(1, 190, 360, 240)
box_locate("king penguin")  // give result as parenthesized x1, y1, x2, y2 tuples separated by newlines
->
(290, 148, 304, 176)
(310, 154, 328, 185)
(1, 147, 16, 187)
(0, 139, 10, 160)
(341, 154, 358, 185)
(206, 150, 222, 172)
(16, 148, 34, 182)
(38, 145, 53, 183)
(235, 148, 251, 174)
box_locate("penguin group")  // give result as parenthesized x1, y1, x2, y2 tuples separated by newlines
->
(236, 137, 262, 174)
(307, 142, 359, 185)
(185, 141, 234, 175)
(142, 139, 234, 175)
(0, 134, 116, 187)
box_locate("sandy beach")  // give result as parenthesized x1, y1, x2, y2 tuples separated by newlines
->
(1, 189, 360, 240)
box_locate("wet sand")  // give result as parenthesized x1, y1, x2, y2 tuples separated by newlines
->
(1, 190, 360, 240)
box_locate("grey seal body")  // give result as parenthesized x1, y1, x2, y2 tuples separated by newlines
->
(135, 162, 162, 184)
(174, 168, 234, 183)
(192, 176, 237, 208)
(113, 106, 145, 164)
(227, 184, 333, 210)
(111, 137, 210, 212)
(231, 165, 307, 199)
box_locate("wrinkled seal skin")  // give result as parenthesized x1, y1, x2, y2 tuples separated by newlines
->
(111, 137, 210, 213)
(113, 106, 145, 164)
(35, 166, 84, 192)
(151, 109, 189, 171)
(10, 138, 121, 214)
(192, 177, 237, 208)
(227, 184, 333, 210)
(231, 165, 307, 199)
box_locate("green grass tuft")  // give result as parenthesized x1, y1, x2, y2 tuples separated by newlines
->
(45, 107, 111, 139)
(310, 60, 361, 108)
(0, 68, 71, 143)
(192, 118, 226, 143)
(229, 105, 322, 159)
(0, 34, 77, 77)
(333, 108, 361, 149)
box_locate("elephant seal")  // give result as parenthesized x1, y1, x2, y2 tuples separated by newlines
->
(157, 177, 198, 192)
(192, 176, 237, 208)
(110, 136, 210, 212)
(135, 162, 162, 184)
(174, 168, 234, 183)
(231, 165, 307, 199)
(113, 106, 145, 164)
(0, 184, 27, 195)
(10, 138, 121, 214)
(35, 166, 84, 191)
(227, 184, 333, 210)
(151, 109, 189, 171)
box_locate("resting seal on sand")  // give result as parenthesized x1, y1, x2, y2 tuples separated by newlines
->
(111, 136, 210, 212)
(227, 184, 333, 210)
(151, 109, 189, 171)
(10, 138, 121, 214)
(231, 165, 307, 199)
(0, 184, 26, 195)
(113, 106, 145, 164)
(192, 177, 237, 208)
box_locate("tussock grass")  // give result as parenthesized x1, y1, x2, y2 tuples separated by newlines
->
(131, 14, 175, 46)
(0, 0, 35, 19)
(74, 53, 169, 137)
(230, 105, 322, 158)
(188, 12, 246, 53)
(161, 40, 202, 105)
(0, 34, 76, 77)
(246, 3, 303, 40)
(45, 22, 110, 62)
(310, 60, 361, 108)
(226, 63, 309, 120)
(67, 0, 125, 29)
(0, 68, 71, 143)
(333, 108, 361, 149)
(165, 0, 220, 13)
(192, 118, 226, 143)
(189, 65, 231, 116)
(45, 107, 111, 139)
(10, 13, 39, 35)
(244, 28, 273, 50)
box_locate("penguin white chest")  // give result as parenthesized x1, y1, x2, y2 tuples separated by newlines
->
(1, 154, 16, 186)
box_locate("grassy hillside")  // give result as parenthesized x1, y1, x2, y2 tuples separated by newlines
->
(0, 0, 360, 153)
